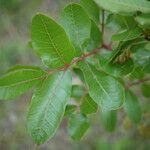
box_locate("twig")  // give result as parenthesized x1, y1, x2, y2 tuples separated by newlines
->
(102, 43, 112, 51)
(47, 43, 113, 75)
(47, 47, 102, 74)
(125, 77, 150, 90)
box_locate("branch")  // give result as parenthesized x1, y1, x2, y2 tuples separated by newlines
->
(125, 77, 150, 90)
(47, 47, 102, 74)
(102, 43, 112, 51)
(47, 43, 113, 75)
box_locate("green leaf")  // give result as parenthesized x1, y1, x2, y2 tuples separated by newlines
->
(71, 85, 85, 100)
(0, 66, 45, 100)
(109, 41, 133, 63)
(136, 13, 150, 30)
(27, 70, 72, 144)
(112, 27, 143, 41)
(31, 14, 75, 68)
(64, 105, 77, 116)
(68, 113, 90, 140)
(108, 59, 134, 77)
(7, 65, 43, 73)
(124, 90, 142, 124)
(129, 65, 144, 79)
(107, 14, 137, 30)
(80, 0, 100, 24)
(145, 43, 150, 51)
(100, 110, 117, 132)
(85, 20, 102, 51)
(133, 48, 150, 73)
(80, 94, 98, 114)
(60, 3, 91, 54)
(99, 50, 134, 77)
(141, 83, 150, 98)
(73, 68, 85, 82)
(94, 0, 150, 14)
(130, 38, 149, 53)
(78, 61, 125, 111)
(109, 38, 144, 63)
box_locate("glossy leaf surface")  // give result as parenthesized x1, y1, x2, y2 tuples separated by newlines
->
(31, 14, 75, 68)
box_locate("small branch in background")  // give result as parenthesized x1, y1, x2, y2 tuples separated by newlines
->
(101, 9, 105, 44)
(125, 77, 150, 90)
(102, 43, 112, 51)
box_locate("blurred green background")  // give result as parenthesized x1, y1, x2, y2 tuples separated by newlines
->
(0, 0, 150, 149)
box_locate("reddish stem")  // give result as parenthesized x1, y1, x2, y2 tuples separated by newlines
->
(47, 47, 101, 74)
(102, 43, 112, 51)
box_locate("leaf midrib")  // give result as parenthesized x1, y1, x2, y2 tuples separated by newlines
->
(39, 15, 66, 65)
(0, 74, 46, 88)
(36, 71, 67, 136)
(85, 62, 112, 101)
